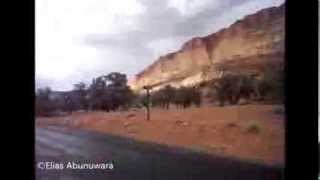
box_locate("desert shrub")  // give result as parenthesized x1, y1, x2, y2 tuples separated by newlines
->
(246, 122, 261, 134)
(226, 122, 238, 128)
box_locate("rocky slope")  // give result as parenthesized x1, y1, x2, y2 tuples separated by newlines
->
(130, 4, 285, 92)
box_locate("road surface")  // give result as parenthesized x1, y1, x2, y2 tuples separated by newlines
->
(36, 126, 283, 180)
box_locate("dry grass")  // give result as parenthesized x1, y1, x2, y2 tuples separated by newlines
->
(36, 104, 285, 166)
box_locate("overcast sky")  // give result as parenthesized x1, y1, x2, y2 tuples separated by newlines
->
(36, 0, 284, 91)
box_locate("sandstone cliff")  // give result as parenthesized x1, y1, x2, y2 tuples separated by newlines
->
(130, 4, 285, 92)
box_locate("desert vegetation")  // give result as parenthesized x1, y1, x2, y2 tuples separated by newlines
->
(36, 62, 284, 117)
(35, 64, 285, 165)
(36, 72, 135, 116)
(211, 61, 284, 106)
(36, 104, 285, 165)
(150, 85, 202, 109)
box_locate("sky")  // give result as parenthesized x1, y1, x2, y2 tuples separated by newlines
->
(36, 0, 285, 91)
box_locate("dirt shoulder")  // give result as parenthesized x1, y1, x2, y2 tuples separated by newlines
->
(36, 104, 285, 166)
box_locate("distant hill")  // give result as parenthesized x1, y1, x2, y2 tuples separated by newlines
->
(129, 4, 285, 92)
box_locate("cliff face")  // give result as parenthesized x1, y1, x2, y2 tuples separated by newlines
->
(130, 4, 285, 91)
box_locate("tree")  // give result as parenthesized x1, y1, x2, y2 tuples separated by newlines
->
(63, 94, 76, 114)
(162, 85, 176, 109)
(151, 85, 176, 109)
(192, 88, 202, 107)
(173, 86, 202, 109)
(73, 82, 88, 111)
(36, 87, 56, 116)
(213, 73, 260, 106)
(88, 77, 109, 111)
(104, 72, 134, 111)
(258, 64, 284, 103)
(88, 72, 134, 112)
(143, 86, 152, 121)
(213, 74, 237, 106)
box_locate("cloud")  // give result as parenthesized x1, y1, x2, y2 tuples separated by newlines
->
(36, 0, 284, 90)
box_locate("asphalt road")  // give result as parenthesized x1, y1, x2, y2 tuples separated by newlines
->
(36, 126, 284, 180)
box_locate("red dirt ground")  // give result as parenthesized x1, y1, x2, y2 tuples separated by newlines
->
(36, 105, 285, 166)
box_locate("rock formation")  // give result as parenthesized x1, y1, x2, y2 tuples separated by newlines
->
(130, 4, 285, 92)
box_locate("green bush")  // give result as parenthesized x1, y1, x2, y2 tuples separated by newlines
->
(246, 122, 261, 134)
